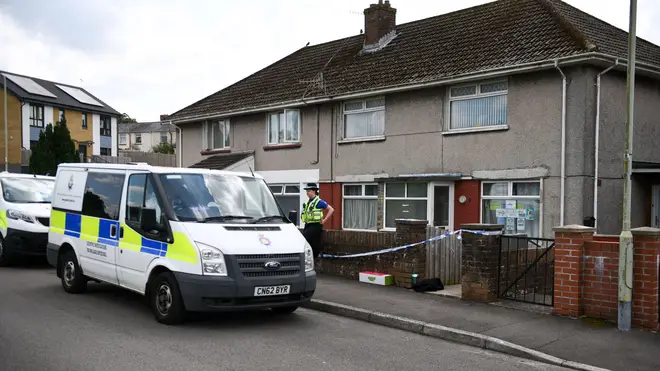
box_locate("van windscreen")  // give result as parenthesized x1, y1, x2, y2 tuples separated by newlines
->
(158, 173, 284, 223)
(1, 178, 54, 203)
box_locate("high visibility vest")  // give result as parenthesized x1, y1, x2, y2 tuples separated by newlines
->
(301, 196, 323, 224)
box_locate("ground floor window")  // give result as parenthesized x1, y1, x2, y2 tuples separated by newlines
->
(481, 180, 541, 237)
(343, 183, 378, 230)
(269, 184, 301, 226)
(100, 148, 111, 156)
(384, 182, 428, 229)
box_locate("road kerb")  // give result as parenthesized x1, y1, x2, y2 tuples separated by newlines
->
(303, 299, 611, 371)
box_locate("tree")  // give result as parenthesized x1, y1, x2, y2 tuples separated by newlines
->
(152, 142, 175, 155)
(29, 115, 80, 176)
(119, 113, 137, 123)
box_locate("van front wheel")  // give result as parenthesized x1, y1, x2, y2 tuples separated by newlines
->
(60, 250, 87, 294)
(149, 272, 185, 325)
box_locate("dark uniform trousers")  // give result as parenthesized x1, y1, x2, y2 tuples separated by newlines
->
(302, 222, 323, 256)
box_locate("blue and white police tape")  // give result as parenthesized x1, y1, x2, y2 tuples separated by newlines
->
(319, 229, 502, 259)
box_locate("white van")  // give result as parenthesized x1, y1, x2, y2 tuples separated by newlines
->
(0, 172, 55, 266)
(47, 163, 316, 324)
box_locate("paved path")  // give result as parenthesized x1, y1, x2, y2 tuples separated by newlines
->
(312, 275, 660, 371)
(0, 264, 568, 371)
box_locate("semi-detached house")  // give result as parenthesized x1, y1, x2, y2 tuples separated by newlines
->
(169, 0, 660, 237)
(0, 71, 120, 169)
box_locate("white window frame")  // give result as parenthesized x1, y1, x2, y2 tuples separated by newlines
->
(445, 79, 508, 133)
(266, 109, 301, 145)
(203, 119, 230, 150)
(82, 112, 88, 129)
(58, 108, 65, 122)
(382, 182, 429, 231)
(135, 134, 142, 144)
(119, 133, 128, 145)
(342, 183, 379, 231)
(480, 179, 543, 237)
(342, 96, 385, 141)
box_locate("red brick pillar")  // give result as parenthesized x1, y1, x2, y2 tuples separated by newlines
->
(631, 227, 660, 331)
(553, 225, 595, 318)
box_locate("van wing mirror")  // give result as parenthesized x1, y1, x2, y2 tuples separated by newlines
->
(288, 210, 298, 223)
(141, 208, 162, 234)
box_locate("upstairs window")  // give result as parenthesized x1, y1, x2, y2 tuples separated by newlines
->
(58, 108, 65, 123)
(267, 109, 300, 145)
(448, 80, 508, 131)
(82, 113, 88, 129)
(100, 115, 111, 136)
(29, 104, 44, 127)
(119, 134, 128, 145)
(343, 97, 385, 139)
(204, 120, 230, 150)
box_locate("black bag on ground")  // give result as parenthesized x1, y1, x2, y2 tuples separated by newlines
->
(412, 278, 444, 292)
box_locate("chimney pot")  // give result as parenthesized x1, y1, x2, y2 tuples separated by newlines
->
(160, 114, 169, 121)
(363, 1, 396, 47)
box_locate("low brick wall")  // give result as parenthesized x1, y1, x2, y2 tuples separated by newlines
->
(316, 220, 428, 287)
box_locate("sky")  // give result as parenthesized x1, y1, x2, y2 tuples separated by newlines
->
(1, 0, 659, 122)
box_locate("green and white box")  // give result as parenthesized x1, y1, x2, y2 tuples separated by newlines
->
(359, 271, 394, 286)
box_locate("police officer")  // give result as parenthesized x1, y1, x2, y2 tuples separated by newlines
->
(301, 183, 334, 256)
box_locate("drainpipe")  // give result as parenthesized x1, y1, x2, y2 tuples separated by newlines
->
(593, 60, 619, 231)
(555, 60, 567, 226)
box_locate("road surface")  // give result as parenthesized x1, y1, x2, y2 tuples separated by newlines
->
(0, 262, 570, 371)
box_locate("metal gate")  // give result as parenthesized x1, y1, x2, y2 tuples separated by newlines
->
(497, 235, 555, 306)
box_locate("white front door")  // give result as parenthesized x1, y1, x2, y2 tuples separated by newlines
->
(653, 185, 660, 228)
(429, 182, 454, 231)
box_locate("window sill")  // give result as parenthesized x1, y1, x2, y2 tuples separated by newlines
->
(263, 143, 302, 151)
(337, 136, 386, 145)
(442, 125, 509, 136)
(200, 148, 231, 156)
(342, 228, 379, 233)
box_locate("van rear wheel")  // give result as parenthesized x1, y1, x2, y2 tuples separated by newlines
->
(60, 250, 87, 293)
(149, 272, 185, 325)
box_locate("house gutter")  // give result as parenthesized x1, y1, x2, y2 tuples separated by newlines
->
(170, 52, 660, 125)
(593, 60, 619, 231)
(554, 60, 567, 227)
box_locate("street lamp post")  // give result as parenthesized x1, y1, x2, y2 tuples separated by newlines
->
(618, 0, 637, 332)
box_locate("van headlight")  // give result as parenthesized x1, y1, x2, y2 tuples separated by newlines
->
(7, 210, 34, 223)
(196, 242, 227, 276)
(304, 243, 314, 272)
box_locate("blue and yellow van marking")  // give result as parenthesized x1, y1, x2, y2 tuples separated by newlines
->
(50, 210, 198, 264)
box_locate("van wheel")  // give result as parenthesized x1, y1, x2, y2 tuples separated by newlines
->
(271, 305, 299, 314)
(60, 250, 87, 294)
(149, 272, 185, 325)
(0, 237, 11, 267)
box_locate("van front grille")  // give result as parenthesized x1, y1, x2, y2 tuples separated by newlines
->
(235, 253, 301, 278)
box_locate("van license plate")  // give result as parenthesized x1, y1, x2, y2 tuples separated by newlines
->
(254, 285, 291, 297)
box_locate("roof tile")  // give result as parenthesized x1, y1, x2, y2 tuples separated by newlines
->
(169, 0, 660, 121)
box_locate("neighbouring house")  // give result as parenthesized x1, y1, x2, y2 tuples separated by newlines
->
(118, 121, 177, 151)
(0, 71, 121, 168)
(167, 0, 660, 237)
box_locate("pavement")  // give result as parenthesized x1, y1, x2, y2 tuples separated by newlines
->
(307, 274, 660, 371)
(0, 262, 570, 371)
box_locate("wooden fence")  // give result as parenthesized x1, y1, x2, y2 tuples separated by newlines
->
(426, 226, 462, 285)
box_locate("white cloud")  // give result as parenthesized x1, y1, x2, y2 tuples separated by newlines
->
(1, 0, 659, 122)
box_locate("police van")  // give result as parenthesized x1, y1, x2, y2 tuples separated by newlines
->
(0, 172, 55, 265)
(47, 163, 316, 324)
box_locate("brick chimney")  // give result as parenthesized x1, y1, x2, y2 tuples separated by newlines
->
(363, 0, 396, 47)
(160, 114, 169, 121)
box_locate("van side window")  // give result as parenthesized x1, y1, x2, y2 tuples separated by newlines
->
(125, 174, 165, 236)
(82, 173, 125, 220)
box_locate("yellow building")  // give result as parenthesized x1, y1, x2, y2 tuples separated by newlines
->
(0, 71, 120, 172)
